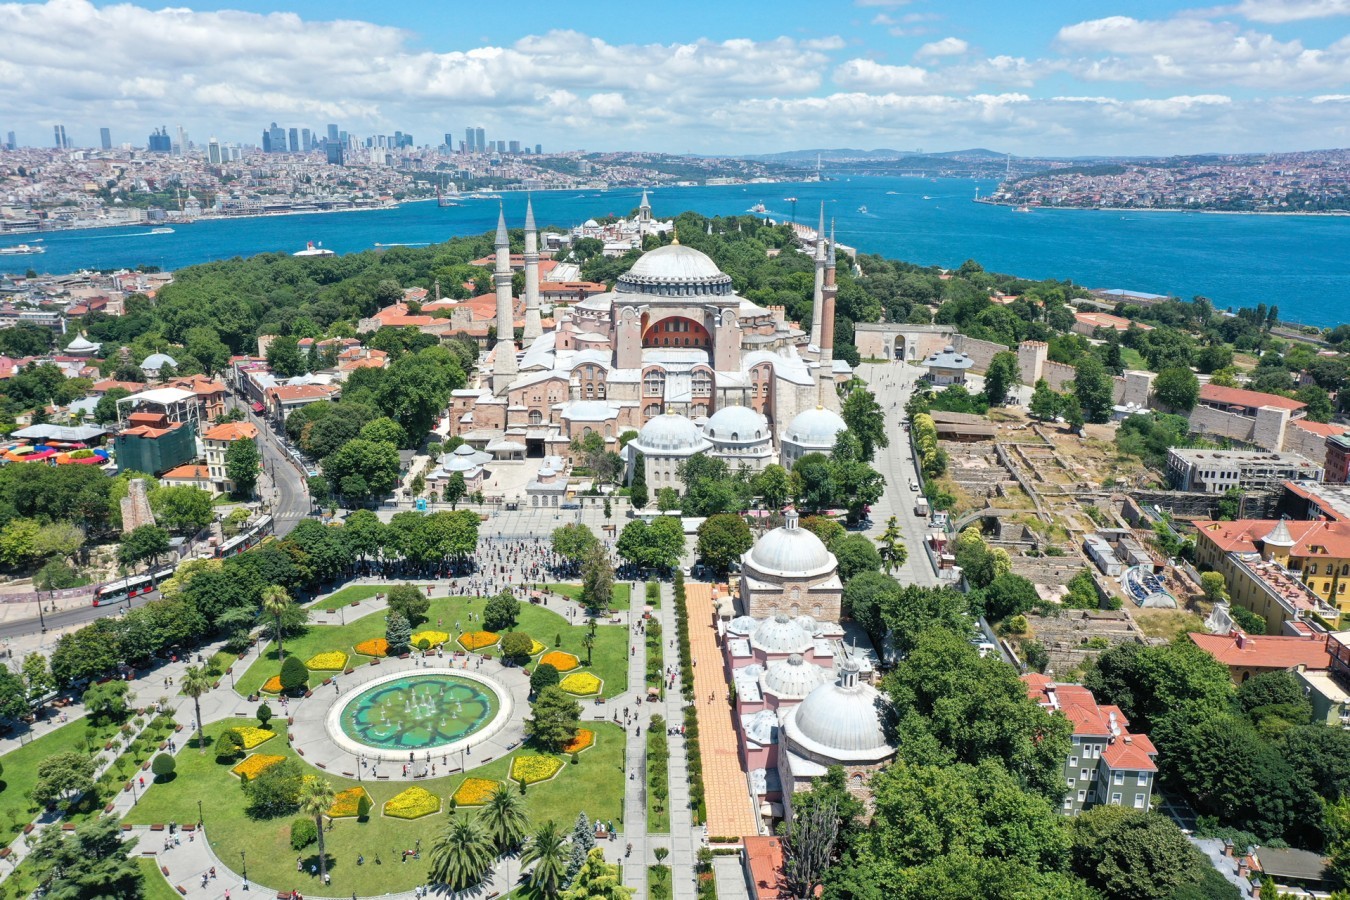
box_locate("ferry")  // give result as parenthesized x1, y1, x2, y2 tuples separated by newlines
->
(1013, 204, 1032, 213)
(857, 205, 868, 214)
(293, 241, 335, 257)
(150, 227, 175, 234)
(0, 242, 44, 255)
(749, 202, 767, 214)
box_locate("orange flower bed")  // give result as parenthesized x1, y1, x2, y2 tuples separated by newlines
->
(562, 729, 595, 754)
(231, 754, 285, 780)
(328, 787, 371, 818)
(354, 638, 389, 657)
(457, 631, 499, 651)
(539, 651, 580, 672)
(261, 676, 283, 694)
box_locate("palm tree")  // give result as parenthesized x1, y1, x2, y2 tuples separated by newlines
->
(261, 585, 291, 662)
(181, 665, 212, 754)
(480, 782, 528, 852)
(521, 820, 567, 899)
(582, 632, 595, 667)
(428, 815, 495, 893)
(297, 777, 337, 884)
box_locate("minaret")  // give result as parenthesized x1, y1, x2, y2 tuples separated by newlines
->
(522, 195, 543, 342)
(819, 220, 839, 408)
(809, 203, 826, 351)
(491, 205, 517, 395)
(637, 189, 651, 224)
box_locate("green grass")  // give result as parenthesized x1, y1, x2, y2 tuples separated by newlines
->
(646, 726, 670, 833)
(236, 596, 630, 699)
(1120, 347, 1148, 370)
(310, 584, 390, 612)
(544, 582, 633, 611)
(649, 864, 673, 900)
(137, 857, 183, 900)
(124, 717, 625, 897)
(0, 716, 119, 845)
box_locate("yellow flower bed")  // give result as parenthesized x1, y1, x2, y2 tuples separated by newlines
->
(510, 755, 564, 785)
(384, 786, 441, 819)
(262, 675, 283, 694)
(305, 650, 348, 671)
(562, 729, 595, 754)
(232, 726, 276, 750)
(412, 630, 450, 647)
(560, 672, 602, 696)
(529, 639, 546, 656)
(457, 631, 499, 651)
(231, 754, 284, 780)
(539, 651, 580, 672)
(451, 778, 499, 807)
(328, 787, 371, 818)
(354, 638, 388, 657)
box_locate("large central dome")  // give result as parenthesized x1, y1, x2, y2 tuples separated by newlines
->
(617, 244, 734, 297)
(747, 516, 834, 577)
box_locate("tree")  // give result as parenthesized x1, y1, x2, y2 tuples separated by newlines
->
(1154, 366, 1200, 412)
(243, 757, 305, 817)
(531, 663, 561, 695)
(385, 610, 412, 655)
(875, 516, 908, 573)
(257, 702, 274, 728)
(93, 386, 132, 425)
(656, 486, 680, 512)
(552, 523, 600, 571)
(629, 452, 648, 510)
(22, 651, 54, 710)
(31, 817, 144, 899)
(830, 533, 882, 581)
(841, 570, 903, 642)
(526, 685, 581, 752)
(150, 485, 213, 535)
(182, 664, 212, 753)
(266, 334, 306, 377)
(1072, 355, 1114, 424)
(1028, 379, 1063, 421)
(501, 631, 535, 665)
(842, 388, 888, 462)
(1200, 571, 1227, 604)
(0, 517, 40, 569)
(1067, 807, 1217, 900)
(983, 351, 1021, 406)
(752, 464, 791, 511)
(482, 781, 529, 851)
(444, 471, 467, 508)
(118, 524, 169, 571)
(1237, 671, 1312, 731)
(522, 820, 569, 900)
(565, 812, 598, 886)
(696, 513, 753, 575)
(261, 585, 292, 661)
(1084, 639, 1233, 734)
(1297, 384, 1335, 423)
(82, 680, 131, 724)
(780, 792, 841, 899)
(386, 582, 430, 625)
(578, 543, 614, 613)
(33, 750, 95, 809)
(561, 848, 633, 900)
(33, 521, 84, 561)
(360, 416, 406, 447)
(322, 438, 401, 500)
(298, 777, 337, 884)
(215, 729, 246, 761)
(151, 753, 176, 781)
(484, 590, 521, 631)
(979, 573, 1040, 621)
(429, 815, 496, 892)
(224, 437, 261, 498)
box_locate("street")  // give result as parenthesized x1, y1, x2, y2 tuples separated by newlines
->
(235, 396, 309, 537)
(0, 589, 162, 641)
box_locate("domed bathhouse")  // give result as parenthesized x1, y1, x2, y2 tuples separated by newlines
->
(624, 410, 712, 490)
(780, 405, 848, 470)
(738, 507, 842, 621)
(703, 404, 774, 471)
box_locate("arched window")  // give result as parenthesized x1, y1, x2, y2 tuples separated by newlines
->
(529, 410, 542, 425)
(643, 369, 666, 396)
(582, 427, 592, 437)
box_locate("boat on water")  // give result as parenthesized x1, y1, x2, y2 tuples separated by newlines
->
(0, 242, 44, 255)
(1013, 204, 1032, 213)
(469, 192, 503, 200)
(293, 241, 335, 257)
(750, 202, 767, 214)
(922, 195, 933, 201)
(857, 205, 868, 214)
(150, 227, 174, 234)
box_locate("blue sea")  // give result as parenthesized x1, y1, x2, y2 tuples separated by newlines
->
(3, 176, 1347, 327)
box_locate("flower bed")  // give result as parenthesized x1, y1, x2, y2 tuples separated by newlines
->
(383, 786, 441, 819)
(562, 729, 595, 754)
(528, 639, 546, 656)
(354, 638, 389, 657)
(305, 650, 349, 671)
(510, 755, 564, 785)
(231, 726, 276, 750)
(451, 778, 499, 807)
(231, 754, 285, 780)
(411, 630, 450, 647)
(457, 631, 499, 651)
(328, 787, 371, 818)
(261, 676, 283, 694)
(560, 672, 602, 696)
(539, 651, 580, 672)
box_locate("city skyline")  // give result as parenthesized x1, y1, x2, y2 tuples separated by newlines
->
(1, 0, 1349, 156)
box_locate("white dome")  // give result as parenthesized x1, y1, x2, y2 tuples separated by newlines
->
(635, 412, 707, 453)
(785, 406, 847, 448)
(705, 405, 768, 442)
(626, 243, 723, 281)
(788, 677, 891, 757)
(763, 654, 830, 698)
(750, 614, 812, 654)
(728, 615, 758, 636)
(743, 709, 779, 745)
(793, 615, 818, 635)
(748, 521, 833, 577)
(141, 352, 177, 370)
(66, 335, 99, 352)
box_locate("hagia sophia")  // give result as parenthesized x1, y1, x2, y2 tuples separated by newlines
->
(446, 196, 852, 494)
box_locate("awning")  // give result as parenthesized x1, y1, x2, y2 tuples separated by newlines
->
(251, 402, 264, 413)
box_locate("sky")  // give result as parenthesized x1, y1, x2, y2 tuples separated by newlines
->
(2, 0, 1349, 157)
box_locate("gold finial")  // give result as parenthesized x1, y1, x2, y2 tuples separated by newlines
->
(671, 224, 680, 245)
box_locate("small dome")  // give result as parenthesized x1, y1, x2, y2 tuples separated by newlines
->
(635, 412, 707, 453)
(1263, 519, 1295, 547)
(793, 615, 818, 635)
(141, 352, 177, 370)
(785, 406, 847, 448)
(66, 334, 99, 352)
(626, 243, 723, 281)
(748, 521, 833, 576)
(743, 709, 779, 745)
(763, 654, 829, 698)
(751, 614, 812, 654)
(728, 615, 758, 636)
(788, 678, 891, 756)
(705, 405, 768, 442)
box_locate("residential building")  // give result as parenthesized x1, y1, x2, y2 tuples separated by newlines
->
(159, 464, 215, 495)
(1167, 448, 1322, 494)
(1328, 435, 1350, 484)
(264, 383, 340, 423)
(1195, 518, 1350, 616)
(202, 421, 258, 496)
(1188, 629, 1331, 684)
(1023, 676, 1159, 816)
(113, 413, 197, 476)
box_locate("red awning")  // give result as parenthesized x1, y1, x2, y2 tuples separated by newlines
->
(251, 402, 264, 413)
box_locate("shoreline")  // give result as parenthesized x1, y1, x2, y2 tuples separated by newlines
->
(973, 199, 1350, 218)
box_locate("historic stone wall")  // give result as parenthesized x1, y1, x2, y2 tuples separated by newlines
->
(950, 334, 1008, 374)
(1188, 405, 1258, 446)
(1282, 423, 1330, 464)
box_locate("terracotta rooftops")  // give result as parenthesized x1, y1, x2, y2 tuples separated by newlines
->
(1188, 630, 1331, 672)
(1022, 677, 1158, 772)
(202, 421, 258, 441)
(1199, 383, 1307, 413)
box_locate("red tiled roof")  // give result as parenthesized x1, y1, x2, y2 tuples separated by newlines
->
(1199, 383, 1306, 412)
(202, 422, 258, 441)
(1195, 518, 1350, 558)
(265, 384, 337, 402)
(93, 379, 144, 395)
(161, 464, 211, 480)
(1188, 631, 1331, 671)
(1022, 677, 1158, 772)
(743, 836, 789, 899)
(1291, 419, 1349, 438)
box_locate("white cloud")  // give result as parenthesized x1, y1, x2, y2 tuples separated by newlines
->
(916, 37, 969, 58)
(834, 59, 930, 91)
(1224, 0, 1350, 22)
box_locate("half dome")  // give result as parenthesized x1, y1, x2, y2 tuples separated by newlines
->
(785, 406, 847, 449)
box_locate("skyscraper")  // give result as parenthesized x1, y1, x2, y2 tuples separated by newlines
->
(288, 128, 299, 152)
(99, 127, 111, 150)
(508, 140, 520, 154)
(149, 127, 172, 152)
(496, 140, 506, 154)
(269, 123, 286, 153)
(176, 125, 186, 155)
(475, 127, 486, 153)
(53, 125, 68, 149)
(207, 137, 222, 165)
(465, 127, 475, 152)
(5, 132, 15, 151)
(327, 123, 339, 143)
(535, 144, 542, 154)
(444, 133, 453, 149)
(325, 142, 345, 165)
(301, 128, 312, 152)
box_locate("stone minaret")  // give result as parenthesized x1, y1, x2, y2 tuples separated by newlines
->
(491, 206, 517, 395)
(819, 220, 839, 409)
(522, 196, 543, 341)
(809, 203, 826, 351)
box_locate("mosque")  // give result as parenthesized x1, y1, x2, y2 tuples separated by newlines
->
(446, 195, 852, 484)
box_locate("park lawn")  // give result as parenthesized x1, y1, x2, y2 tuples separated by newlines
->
(0, 716, 118, 845)
(237, 595, 630, 699)
(310, 584, 390, 612)
(124, 718, 625, 898)
(137, 858, 183, 900)
(544, 582, 632, 612)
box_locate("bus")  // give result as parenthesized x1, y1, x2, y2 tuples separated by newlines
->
(216, 514, 274, 559)
(92, 566, 176, 607)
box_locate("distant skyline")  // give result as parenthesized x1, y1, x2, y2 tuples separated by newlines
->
(2, 0, 1349, 156)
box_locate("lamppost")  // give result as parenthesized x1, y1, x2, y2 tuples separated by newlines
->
(196, 799, 203, 829)
(35, 594, 46, 632)
(240, 850, 247, 886)
(130, 778, 138, 806)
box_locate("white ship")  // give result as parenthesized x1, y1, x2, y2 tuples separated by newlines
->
(293, 241, 335, 257)
(0, 241, 44, 255)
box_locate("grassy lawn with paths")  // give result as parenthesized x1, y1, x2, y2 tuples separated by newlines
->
(0, 716, 119, 845)
(124, 717, 625, 898)
(544, 582, 632, 611)
(310, 584, 391, 612)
